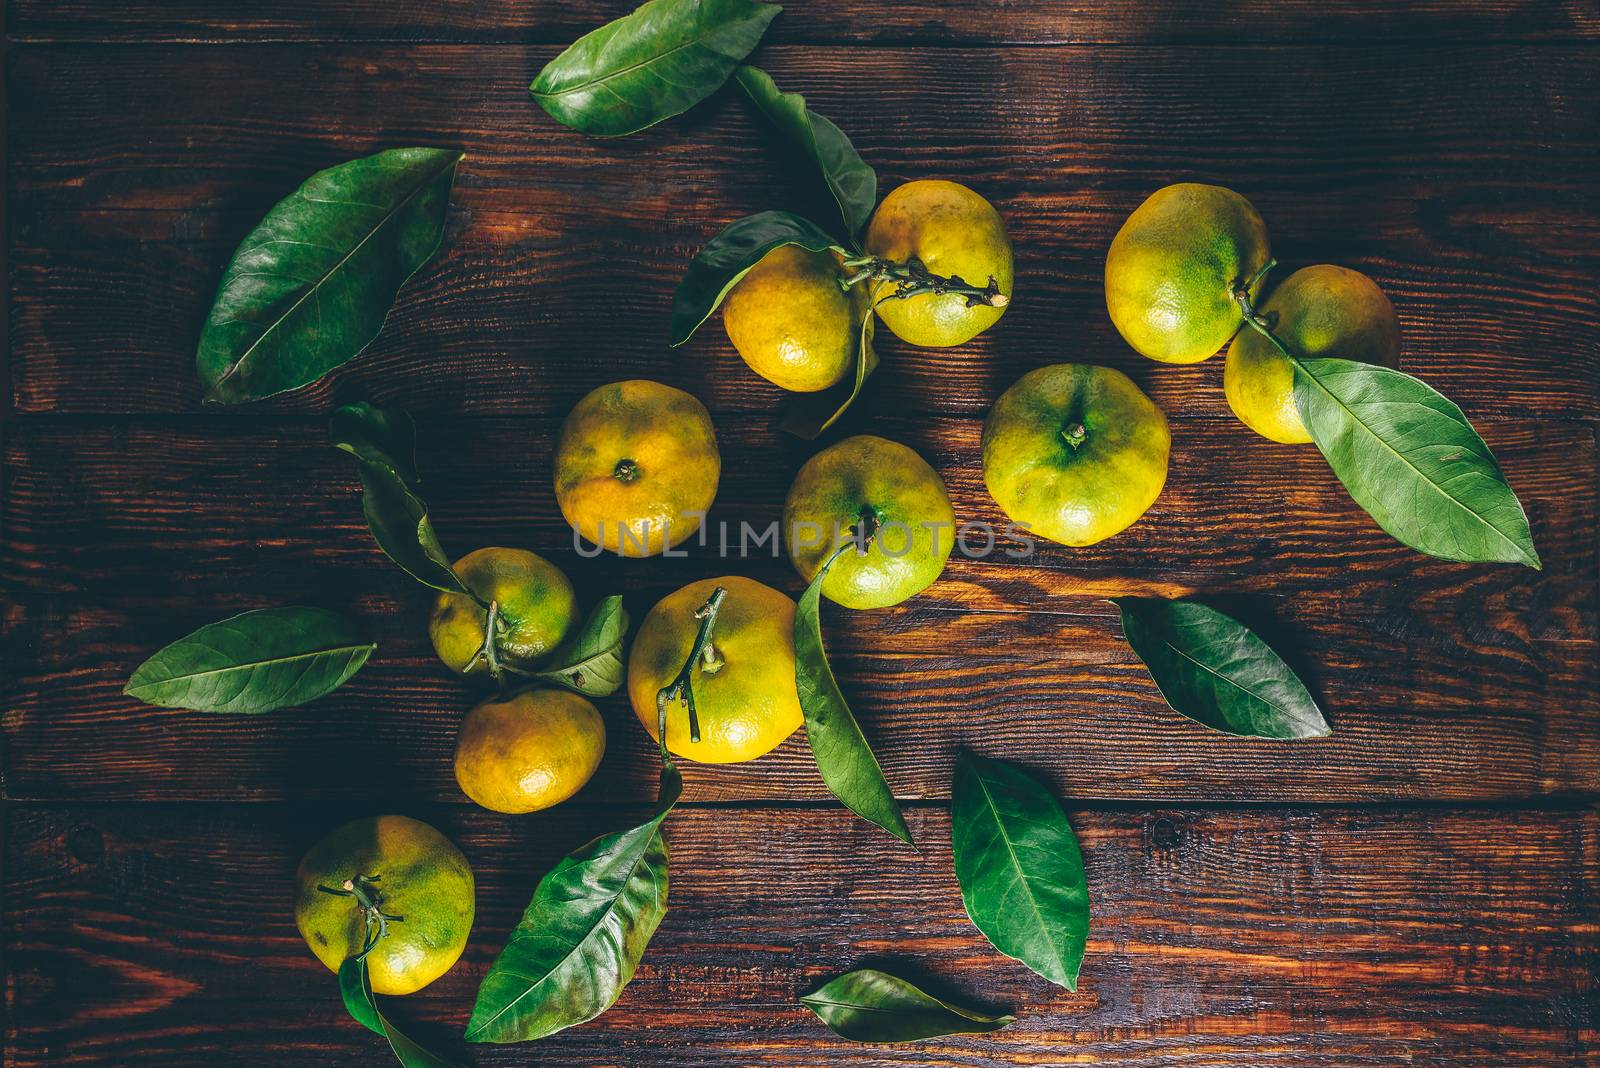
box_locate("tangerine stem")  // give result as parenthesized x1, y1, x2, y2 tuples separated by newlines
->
(656, 586, 727, 745)
(839, 255, 1008, 308)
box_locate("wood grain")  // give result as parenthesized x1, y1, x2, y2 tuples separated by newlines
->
(6, 803, 1596, 1067)
(8, 44, 1597, 415)
(8, 0, 1598, 43)
(4, 414, 1593, 803)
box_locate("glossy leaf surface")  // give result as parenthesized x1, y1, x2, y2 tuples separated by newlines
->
(532, 0, 781, 136)
(802, 969, 1013, 1043)
(951, 753, 1089, 990)
(530, 595, 629, 697)
(466, 818, 670, 1043)
(124, 606, 374, 714)
(1294, 356, 1539, 568)
(794, 549, 911, 844)
(338, 957, 461, 1068)
(1115, 598, 1331, 739)
(197, 147, 461, 403)
(735, 65, 876, 239)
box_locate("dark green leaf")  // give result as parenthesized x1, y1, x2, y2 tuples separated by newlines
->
(466, 814, 671, 1043)
(530, 595, 629, 696)
(780, 289, 878, 439)
(794, 549, 911, 844)
(1114, 598, 1330, 739)
(735, 66, 876, 239)
(532, 0, 781, 137)
(197, 147, 462, 404)
(338, 956, 462, 1068)
(802, 969, 1013, 1043)
(1294, 357, 1539, 568)
(951, 753, 1089, 990)
(331, 403, 469, 595)
(330, 401, 419, 483)
(124, 606, 374, 714)
(670, 210, 843, 345)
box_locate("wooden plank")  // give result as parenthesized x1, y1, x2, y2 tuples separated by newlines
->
(3, 415, 1594, 803)
(7, 0, 1598, 43)
(6, 803, 1596, 1066)
(8, 44, 1597, 416)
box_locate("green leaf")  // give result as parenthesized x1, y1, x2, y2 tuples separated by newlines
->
(532, 0, 781, 137)
(734, 66, 876, 239)
(794, 548, 911, 844)
(197, 147, 462, 404)
(124, 606, 374, 714)
(466, 814, 671, 1043)
(802, 969, 1013, 1043)
(670, 210, 843, 345)
(780, 288, 878, 439)
(951, 753, 1089, 991)
(331, 402, 469, 595)
(1293, 356, 1539, 568)
(1114, 598, 1330, 740)
(338, 956, 462, 1068)
(530, 595, 629, 696)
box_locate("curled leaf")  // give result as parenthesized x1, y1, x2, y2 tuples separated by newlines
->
(1114, 597, 1330, 739)
(670, 210, 843, 345)
(532, 0, 781, 137)
(794, 547, 911, 844)
(802, 968, 1014, 1043)
(529, 595, 629, 696)
(338, 956, 462, 1068)
(1293, 356, 1539, 568)
(124, 606, 374, 714)
(951, 753, 1089, 990)
(197, 147, 461, 404)
(735, 65, 876, 239)
(331, 402, 468, 595)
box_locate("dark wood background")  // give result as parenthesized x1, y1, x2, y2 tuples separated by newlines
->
(4, 1, 1597, 1064)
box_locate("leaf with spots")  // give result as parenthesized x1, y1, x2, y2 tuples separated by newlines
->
(528, 595, 630, 697)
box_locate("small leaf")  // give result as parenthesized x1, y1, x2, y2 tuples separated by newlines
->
(331, 402, 469, 595)
(802, 969, 1014, 1044)
(338, 956, 462, 1068)
(532, 0, 781, 137)
(530, 595, 629, 696)
(670, 210, 844, 345)
(951, 753, 1089, 990)
(1294, 356, 1539, 568)
(124, 606, 374, 714)
(735, 65, 876, 239)
(1114, 597, 1330, 740)
(794, 548, 911, 844)
(780, 288, 878, 439)
(197, 147, 462, 404)
(466, 814, 671, 1043)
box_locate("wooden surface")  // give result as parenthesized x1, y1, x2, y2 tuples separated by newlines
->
(3, 1, 1597, 1065)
